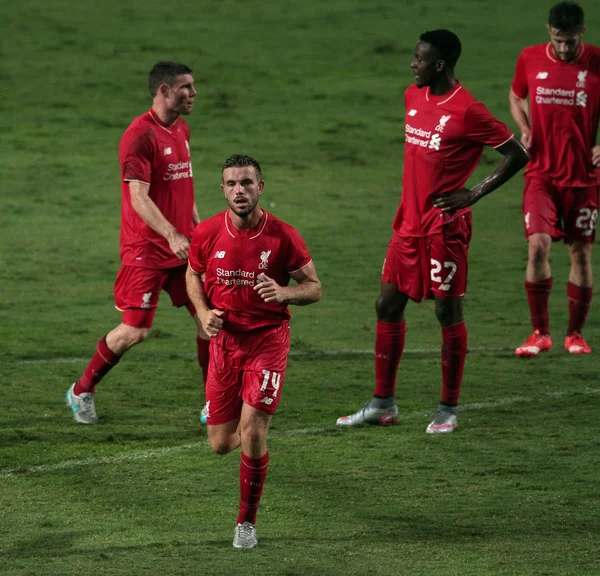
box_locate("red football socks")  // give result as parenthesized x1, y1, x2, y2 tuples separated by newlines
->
(74, 337, 121, 395)
(373, 320, 406, 398)
(567, 282, 593, 335)
(525, 278, 553, 334)
(440, 322, 467, 406)
(196, 336, 210, 387)
(237, 451, 269, 525)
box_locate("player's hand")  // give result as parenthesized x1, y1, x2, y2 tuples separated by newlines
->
(520, 130, 532, 149)
(591, 145, 600, 168)
(432, 188, 475, 213)
(254, 274, 286, 303)
(200, 308, 224, 338)
(167, 232, 190, 260)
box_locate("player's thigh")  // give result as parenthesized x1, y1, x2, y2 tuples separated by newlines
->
(523, 176, 562, 240)
(562, 186, 599, 243)
(382, 233, 425, 302)
(163, 265, 193, 308)
(427, 214, 472, 299)
(242, 323, 290, 415)
(114, 266, 168, 328)
(204, 333, 245, 425)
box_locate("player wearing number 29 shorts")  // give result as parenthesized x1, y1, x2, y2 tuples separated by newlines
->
(510, 2, 600, 357)
(335, 29, 529, 434)
(186, 154, 321, 548)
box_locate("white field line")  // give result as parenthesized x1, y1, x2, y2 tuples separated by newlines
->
(14, 346, 511, 366)
(2, 386, 598, 479)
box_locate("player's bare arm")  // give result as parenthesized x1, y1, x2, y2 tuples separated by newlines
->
(508, 90, 532, 148)
(129, 180, 190, 259)
(433, 136, 530, 213)
(254, 262, 321, 306)
(185, 265, 224, 337)
(592, 144, 600, 168)
(192, 202, 201, 227)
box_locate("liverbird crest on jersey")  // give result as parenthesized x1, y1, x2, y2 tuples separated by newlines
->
(435, 115, 451, 132)
(259, 250, 271, 270)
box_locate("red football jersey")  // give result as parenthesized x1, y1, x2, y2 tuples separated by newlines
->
(188, 210, 312, 331)
(119, 109, 195, 269)
(511, 43, 600, 187)
(394, 83, 512, 236)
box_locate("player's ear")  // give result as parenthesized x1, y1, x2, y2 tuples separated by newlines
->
(579, 25, 586, 37)
(257, 180, 265, 195)
(436, 59, 445, 73)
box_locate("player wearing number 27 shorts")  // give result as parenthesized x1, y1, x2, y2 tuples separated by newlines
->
(336, 30, 529, 434)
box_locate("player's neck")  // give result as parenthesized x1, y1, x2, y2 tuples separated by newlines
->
(151, 103, 179, 127)
(429, 76, 457, 96)
(228, 207, 264, 230)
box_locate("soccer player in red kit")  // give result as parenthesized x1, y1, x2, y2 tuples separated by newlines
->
(336, 30, 529, 433)
(186, 154, 321, 549)
(65, 61, 210, 424)
(510, 2, 600, 357)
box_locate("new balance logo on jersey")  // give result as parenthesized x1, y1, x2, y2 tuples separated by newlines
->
(258, 250, 271, 270)
(435, 115, 451, 132)
(536, 72, 549, 79)
(214, 251, 226, 259)
(142, 292, 152, 309)
(163, 147, 172, 155)
(408, 109, 417, 116)
(577, 70, 588, 88)
(429, 134, 442, 150)
(576, 91, 587, 107)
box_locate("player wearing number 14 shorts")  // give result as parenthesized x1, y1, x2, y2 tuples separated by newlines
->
(510, 2, 600, 358)
(336, 30, 529, 433)
(186, 154, 321, 549)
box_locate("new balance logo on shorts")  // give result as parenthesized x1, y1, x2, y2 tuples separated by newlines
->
(261, 397, 274, 405)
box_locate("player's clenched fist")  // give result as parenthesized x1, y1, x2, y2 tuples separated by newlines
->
(254, 274, 286, 303)
(200, 308, 224, 338)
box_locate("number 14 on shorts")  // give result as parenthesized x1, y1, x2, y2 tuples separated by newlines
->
(260, 370, 281, 405)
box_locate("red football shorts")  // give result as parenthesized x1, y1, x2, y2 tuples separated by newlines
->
(382, 214, 472, 301)
(523, 175, 599, 243)
(114, 265, 191, 328)
(205, 322, 291, 425)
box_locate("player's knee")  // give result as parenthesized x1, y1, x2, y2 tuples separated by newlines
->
(569, 243, 592, 269)
(435, 299, 462, 327)
(209, 437, 236, 456)
(128, 327, 149, 346)
(528, 235, 551, 264)
(375, 295, 402, 321)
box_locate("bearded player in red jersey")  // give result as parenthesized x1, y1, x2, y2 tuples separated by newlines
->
(337, 30, 529, 433)
(511, 2, 600, 358)
(65, 62, 210, 424)
(186, 154, 321, 549)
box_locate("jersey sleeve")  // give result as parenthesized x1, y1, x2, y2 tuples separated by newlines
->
(285, 226, 312, 273)
(464, 103, 513, 148)
(188, 225, 206, 274)
(511, 51, 529, 99)
(121, 129, 154, 184)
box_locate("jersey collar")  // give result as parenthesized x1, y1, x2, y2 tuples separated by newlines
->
(225, 209, 269, 239)
(425, 82, 463, 105)
(148, 108, 177, 134)
(545, 41, 585, 63)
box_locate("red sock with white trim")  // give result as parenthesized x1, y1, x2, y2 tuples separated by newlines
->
(74, 337, 121, 395)
(440, 322, 467, 406)
(373, 320, 406, 398)
(567, 282, 593, 335)
(237, 452, 269, 525)
(525, 278, 553, 334)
